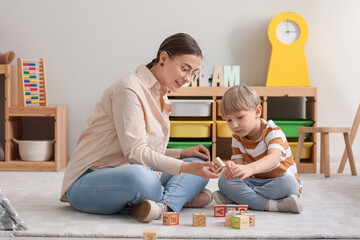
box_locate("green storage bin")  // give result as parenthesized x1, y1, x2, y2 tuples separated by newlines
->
(167, 141, 212, 151)
(272, 119, 314, 138)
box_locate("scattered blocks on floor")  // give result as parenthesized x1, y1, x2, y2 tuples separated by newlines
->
(232, 215, 249, 229)
(143, 230, 156, 240)
(214, 204, 249, 217)
(210, 157, 226, 173)
(162, 212, 179, 226)
(193, 213, 206, 227)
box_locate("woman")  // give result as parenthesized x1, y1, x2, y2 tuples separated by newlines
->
(60, 33, 223, 223)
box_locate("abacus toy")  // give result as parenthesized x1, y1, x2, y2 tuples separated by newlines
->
(17, 58, 47, 106)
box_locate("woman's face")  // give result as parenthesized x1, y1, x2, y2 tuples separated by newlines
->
(158, 52, 202, 92)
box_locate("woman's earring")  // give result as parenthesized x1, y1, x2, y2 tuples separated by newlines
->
(160, 63, 164, 67)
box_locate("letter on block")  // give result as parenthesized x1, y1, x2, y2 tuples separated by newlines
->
(225, 204, 238, 213)
(237, 205, 249, 212)
(210, 157, 226, 173)
(224, 65, 240, 87)
(225, 211, 239, 227)
(241, 212, 255, 227)
(214, 204, 226, 217)
(211, 66, 224, 87)
(143, 230, 157, 240)
(193, 213, 206, 227)
(162, 212, 179, 226)
(232, 215, 249, 229)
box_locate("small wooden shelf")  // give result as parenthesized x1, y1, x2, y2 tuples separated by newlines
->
(168, 86, 317, 173)
(0, 64, 68, 171)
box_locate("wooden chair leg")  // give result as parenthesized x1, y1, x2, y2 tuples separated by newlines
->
(320, 133, 325, 174)
(342, 132, 357, 176)
(323, 132, 330, 177)
(339, 105, 360, 173)
(295, 132, 306, 166)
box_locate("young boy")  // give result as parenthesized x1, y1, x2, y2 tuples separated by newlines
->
(213, 84, 303, 214)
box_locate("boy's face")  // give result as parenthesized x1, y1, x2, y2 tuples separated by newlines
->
(222, 105, 262, 140)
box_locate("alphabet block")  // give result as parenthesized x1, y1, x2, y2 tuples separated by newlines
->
(225, 204, 238, 213)
(209, 157, 226, 173)
(214, 204, 226, 217)
(232, 215, 249, 229)
(193, 213, 206, 227)
(241, 212, 255, 227)
(236, 205, 249, 212)
(225, 211, 239, 227)
(143, 230, 157, 240)
(162, 212, 179, 226)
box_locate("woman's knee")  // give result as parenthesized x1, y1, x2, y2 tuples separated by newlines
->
(122, 165, 163, 196)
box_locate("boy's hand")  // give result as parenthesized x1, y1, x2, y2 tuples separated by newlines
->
(232, 164, 254, 180)
(223, 161, 236, 179)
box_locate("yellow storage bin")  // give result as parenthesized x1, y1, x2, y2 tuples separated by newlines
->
(216, 120, 233, 138)
(216, 100, 222, 117)
(289, 142, 314, 159)
(170, 121, 213, 138)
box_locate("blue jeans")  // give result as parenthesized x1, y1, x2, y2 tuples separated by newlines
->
(65, 157, 209, 214)
(218, 173, 301, 211)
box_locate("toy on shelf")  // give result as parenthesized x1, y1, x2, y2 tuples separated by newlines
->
(17, 58, 48, 106)
(0, 50, 15, 64)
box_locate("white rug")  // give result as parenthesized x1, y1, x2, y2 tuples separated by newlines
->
(0, 161, 360, 239)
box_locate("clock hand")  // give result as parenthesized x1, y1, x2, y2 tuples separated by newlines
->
(286, 20, 289, 34)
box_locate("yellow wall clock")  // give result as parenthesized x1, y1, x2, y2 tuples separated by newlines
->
(266, 12, 310, 86)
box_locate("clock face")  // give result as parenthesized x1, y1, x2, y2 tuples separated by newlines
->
(276, 20, 300, 44)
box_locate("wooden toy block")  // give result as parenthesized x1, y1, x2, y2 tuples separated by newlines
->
(241, 212, 255, 227)
(226, 204, 238, 213)
(236, 205, 249, 212)
(162, 212, 179, 226)
(225, 211, 240, 227)
(193, 213, 206, 227)
(143, 230, 157, 240)
(232, 215, 249, 229)
(210, 157, 226, 173)
(214, 204, 226, 217)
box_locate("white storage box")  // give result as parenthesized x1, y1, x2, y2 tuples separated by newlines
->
(169, 99, 213, 117)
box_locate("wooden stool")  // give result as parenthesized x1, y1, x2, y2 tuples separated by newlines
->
(295, 127, 357, 177)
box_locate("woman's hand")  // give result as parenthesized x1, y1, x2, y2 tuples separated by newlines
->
(180, 161, 224, 179)
(180, 145, 210, 161)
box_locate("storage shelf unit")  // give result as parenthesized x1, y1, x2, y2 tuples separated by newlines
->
(0, 64, 68, 171)
(168, 86, 317, 173)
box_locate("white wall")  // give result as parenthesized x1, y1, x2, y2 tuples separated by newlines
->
(1, 0, 360, 159)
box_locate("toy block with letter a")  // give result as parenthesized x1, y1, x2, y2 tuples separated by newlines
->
(143, 230, 157, 240)
(232, 215, 249, 229)
(210, 157, 226, 173)
(241, 212, 255, 227)
(237, 205, 249, 212)
(214, 204, 226, 217)
(162, 212, 179, 226)
(193, 213, 206, 227)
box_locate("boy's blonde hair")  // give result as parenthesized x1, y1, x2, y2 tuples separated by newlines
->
(220, 84, 260, 117)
